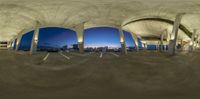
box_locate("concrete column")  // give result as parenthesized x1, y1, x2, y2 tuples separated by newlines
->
(157, 42, 159, 51)
(143, 43, 147, 50)
(164, 30, 170, 52)
(130, 33, 139, 51)
(30, 21, 40, 55)
(180, 39, 183, 50)
(119, 27, 127, 54)
(78, 42, 84, 53)
(195, 34, 199, 50)
(189, 29, 197, 52)
(160, 34, 164, 51)
(8, 41, 13, 50)
(163, 45, 166, 51)
(13, 38, 17, 50)
(75, 23, 84, 53)
(168, 13, 184, 55)
(121, 42, 127, 54)
(15, 30, 24, 51)
(9, 38, 15, 50)
(198, 39, 200, 49)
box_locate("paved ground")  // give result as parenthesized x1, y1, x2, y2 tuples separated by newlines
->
(0, 50, 200, 99)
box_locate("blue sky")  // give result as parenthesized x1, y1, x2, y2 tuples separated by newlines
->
(18, 27, 137, 50)
(19, 31, 33, 50)
(84, 27, 120, 48)
(38, 27, 77, 48)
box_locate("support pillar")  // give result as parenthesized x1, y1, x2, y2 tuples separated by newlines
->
(78, 42, 84, 53)
(119, 27, 127, 54)
(156, 43, 159, 51)
(198, 39, 200, 49)
(180, 39, 183, 50)
(9, 38, 15, 50)
(168, 13, 184, 55)
(8, 41, 12, 50)
(121, 42, 127, 54)
(30, 21, 40, 55)
(164, 45, 167, 51)
(194, 34, 199, 50)
(189, 29, 197, 52)
(164, 29, 170, 52)
(143, 43, 147, 50)
(75, 23, 84, 53)
(131, 33, 139, 51)
(160, 34, 164, 52)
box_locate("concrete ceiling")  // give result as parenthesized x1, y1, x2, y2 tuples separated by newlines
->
(0, 0, 200, 41)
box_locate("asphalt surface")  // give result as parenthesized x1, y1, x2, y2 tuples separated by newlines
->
(0, 50, 200, 99)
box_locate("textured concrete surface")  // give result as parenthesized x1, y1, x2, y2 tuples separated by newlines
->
(0, 0, 198, 41)
(0, 50, 200, 99)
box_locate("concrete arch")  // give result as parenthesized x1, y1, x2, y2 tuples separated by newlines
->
(122, 17, 192, 38)
(84, 25, 119, 30)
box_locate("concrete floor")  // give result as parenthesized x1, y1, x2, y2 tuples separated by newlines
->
(0, 50, 200, 99)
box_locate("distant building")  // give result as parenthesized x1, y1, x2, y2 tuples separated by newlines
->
(72, 44, 79, 50)
(127, 47, 136, 51)
(97, 46, 108, 52)
(85, 47, 94, 52)
(62, 45, 68, 51)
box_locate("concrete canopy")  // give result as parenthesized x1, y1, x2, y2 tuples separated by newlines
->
(0, 0, 200, 42)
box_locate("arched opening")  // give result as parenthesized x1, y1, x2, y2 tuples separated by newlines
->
(147, 44, 158, 50)
(84, 27, 140, 52)
(84, 27, 122, 52)
(37, 27, 77, 52)
(18, 27, 77, 52)
(123, 31, 136, 51)
(18, 31, 34, 51)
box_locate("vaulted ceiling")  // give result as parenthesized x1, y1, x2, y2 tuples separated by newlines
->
(0, 0, 200, 41)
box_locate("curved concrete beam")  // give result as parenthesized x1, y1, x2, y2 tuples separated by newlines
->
(122, 17, 192, 38)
